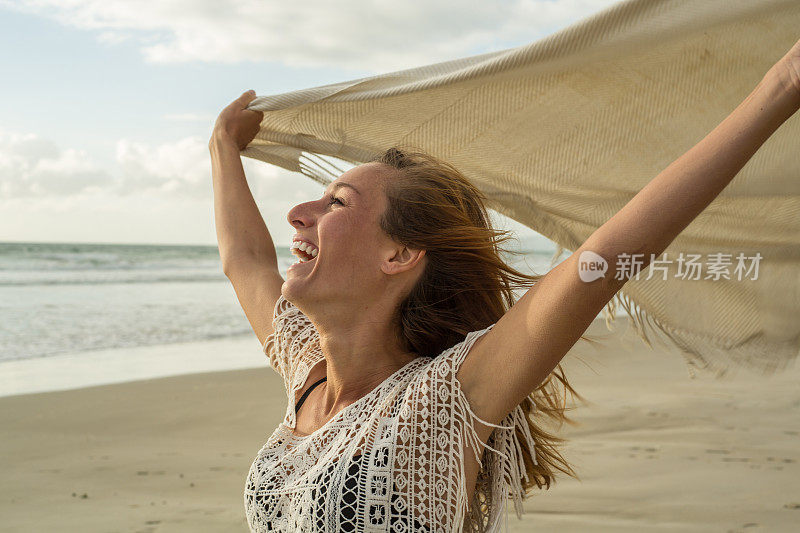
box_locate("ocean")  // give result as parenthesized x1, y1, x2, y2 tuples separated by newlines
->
(0, 239, 561, 396)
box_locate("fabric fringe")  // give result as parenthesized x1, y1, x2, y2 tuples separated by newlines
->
(452, 377, 515, 463)
(449, 325, 543, 532)
(452, 382, 510, 533)
(453, 363, 541, 530)
(298, 152, 351, 186)
(602, 287, 793, 380)
(545, 247, 799, 380)
(451, 378, 500, 532)
(504, 400, 537, 519)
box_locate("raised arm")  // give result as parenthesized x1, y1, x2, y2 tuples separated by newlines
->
(210, 90, 285, 346)
(457, 40, 800, 428)
(210, 90, 274, 269)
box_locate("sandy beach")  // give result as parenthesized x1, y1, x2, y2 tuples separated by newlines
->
(2, 315, 798, 532)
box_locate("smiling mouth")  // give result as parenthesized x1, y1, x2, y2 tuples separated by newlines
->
(292, 248, 317, 264)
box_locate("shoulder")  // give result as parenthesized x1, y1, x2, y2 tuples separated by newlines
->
(271, 294, 310, 332)
(430, 324, 496, 377)
(263, 294, 324, 402)
(266, 295, 319, 350)
(400, 324, 497, 419)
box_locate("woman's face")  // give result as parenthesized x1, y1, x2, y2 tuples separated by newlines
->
(283, 162, 421, 306)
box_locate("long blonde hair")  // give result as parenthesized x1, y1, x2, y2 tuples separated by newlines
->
(371, 146, 588, 492)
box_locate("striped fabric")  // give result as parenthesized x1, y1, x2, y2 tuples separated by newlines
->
(242, 0, 800, 378)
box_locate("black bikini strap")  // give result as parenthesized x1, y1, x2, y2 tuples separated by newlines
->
(295, 376, 327, 414)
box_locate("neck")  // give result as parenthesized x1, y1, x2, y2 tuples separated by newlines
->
(318, 351, 417, 415)
(302, 297, 418, 416)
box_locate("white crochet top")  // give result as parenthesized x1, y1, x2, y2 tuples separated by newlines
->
(244, 295, 538, 532)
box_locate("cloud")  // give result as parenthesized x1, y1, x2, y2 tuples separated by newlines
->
(0, 129, 307, 201)
(114, 135, 292, 198)
(0, 128, 327, 245)
(5, 0, 618, 71)
(114, 136, 208, 196)
(0, 130, 110, 198)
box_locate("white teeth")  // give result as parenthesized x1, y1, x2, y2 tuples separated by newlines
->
(291, 240, 318, 263)
(292, 240, 318, 254)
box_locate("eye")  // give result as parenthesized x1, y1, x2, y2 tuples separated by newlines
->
(327, 194, 344, 206)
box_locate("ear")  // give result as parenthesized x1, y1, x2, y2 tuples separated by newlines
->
(381, 245, 426, 276)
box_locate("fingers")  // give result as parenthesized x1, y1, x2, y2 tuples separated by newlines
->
(238, 89, 257, 107)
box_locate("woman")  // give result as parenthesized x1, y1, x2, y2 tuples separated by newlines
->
(210, 39, 799, 532)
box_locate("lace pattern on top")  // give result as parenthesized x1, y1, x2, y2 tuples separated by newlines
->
(248, 294, 538, 532)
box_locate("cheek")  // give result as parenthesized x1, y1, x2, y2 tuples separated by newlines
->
(320, 215, 382, 266)
(332, 236, 381, 270)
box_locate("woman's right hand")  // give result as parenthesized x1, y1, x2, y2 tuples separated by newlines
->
(210, 90, 264, 151)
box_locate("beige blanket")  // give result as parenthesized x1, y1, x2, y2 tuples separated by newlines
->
(242, 0, 800, 379)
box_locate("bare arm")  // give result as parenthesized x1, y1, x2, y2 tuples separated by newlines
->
(209, 90, 277, 271)
(210, 90, 285, 345)
(210, 133, 279, 271)
(458, 41, 800, 427)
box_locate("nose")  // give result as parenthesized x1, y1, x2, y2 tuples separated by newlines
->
(287, 200, 317, 230)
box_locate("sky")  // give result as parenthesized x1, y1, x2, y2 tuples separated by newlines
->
(0, 0, 618, 247)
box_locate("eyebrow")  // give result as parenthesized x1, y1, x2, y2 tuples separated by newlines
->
(328, 182, 361, 195)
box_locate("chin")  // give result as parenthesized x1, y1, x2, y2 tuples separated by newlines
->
(282, 274, 319, 304)
(281, 276, 302, 298)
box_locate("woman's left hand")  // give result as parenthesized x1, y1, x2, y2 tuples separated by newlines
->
(211, 90, 264, 151)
